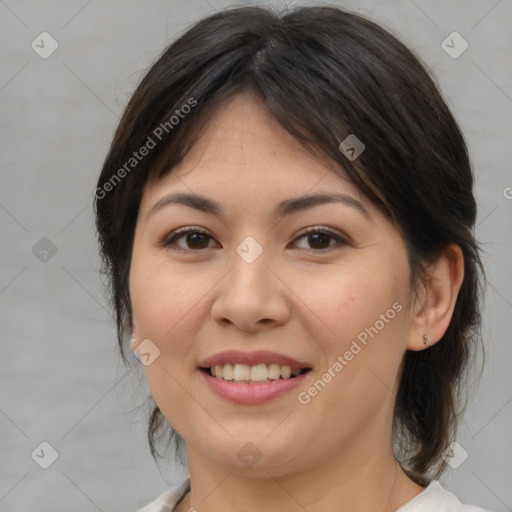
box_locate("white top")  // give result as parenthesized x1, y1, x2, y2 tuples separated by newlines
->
(136, 477, 493, 512)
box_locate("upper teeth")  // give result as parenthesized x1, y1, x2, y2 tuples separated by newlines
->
(210, 363, 303, 382)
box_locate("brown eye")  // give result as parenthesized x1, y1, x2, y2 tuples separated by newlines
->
(306, 232, 332, 250)
(162, 228, 217, 251)
(293, 228, 348, 251)
(182, 232, 210, 249)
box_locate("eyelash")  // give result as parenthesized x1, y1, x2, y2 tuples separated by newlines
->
(160, 226, 349, 253)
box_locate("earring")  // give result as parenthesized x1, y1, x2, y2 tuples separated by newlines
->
(423, 334, 430, 347)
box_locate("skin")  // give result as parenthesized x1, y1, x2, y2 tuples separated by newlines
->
(129, 92, 464, 512)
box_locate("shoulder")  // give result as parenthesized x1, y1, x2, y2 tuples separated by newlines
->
(397, 480, 494, 512)
(135, 477, 190, 512)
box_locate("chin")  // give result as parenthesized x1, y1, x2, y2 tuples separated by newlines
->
(191, 429, 306, 475)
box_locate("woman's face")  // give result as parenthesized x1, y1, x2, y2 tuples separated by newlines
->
(129, 93, 419, 476)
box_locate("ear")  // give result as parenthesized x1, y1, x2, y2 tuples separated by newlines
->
(407, 243, 464, 351)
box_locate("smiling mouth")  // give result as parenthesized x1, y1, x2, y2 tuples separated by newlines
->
(201, 363, 311, 384)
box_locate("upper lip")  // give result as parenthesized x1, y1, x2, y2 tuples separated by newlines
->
(199, 350, 312, 369)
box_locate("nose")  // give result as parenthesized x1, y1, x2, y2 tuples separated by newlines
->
(211, 248, 291, 332)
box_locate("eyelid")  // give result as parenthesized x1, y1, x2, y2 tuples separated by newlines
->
(294, 225, 350, 243)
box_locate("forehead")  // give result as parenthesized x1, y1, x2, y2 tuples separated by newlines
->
(141, 92, 366, 208)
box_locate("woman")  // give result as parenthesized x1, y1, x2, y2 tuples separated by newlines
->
(94, 5, 491, 511)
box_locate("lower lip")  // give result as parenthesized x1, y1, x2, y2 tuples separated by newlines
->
(199, 369, 311, 404)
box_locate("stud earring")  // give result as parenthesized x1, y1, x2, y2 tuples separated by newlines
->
(423, 334, 430, 347)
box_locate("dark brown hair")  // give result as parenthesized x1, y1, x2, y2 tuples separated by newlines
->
(94, 5, 483, 485)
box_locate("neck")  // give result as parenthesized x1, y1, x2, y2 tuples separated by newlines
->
(182, 432, 424, 512)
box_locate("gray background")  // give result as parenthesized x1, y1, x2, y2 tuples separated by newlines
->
(1, 0, 511, 510)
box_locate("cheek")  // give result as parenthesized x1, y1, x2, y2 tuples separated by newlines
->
(129, 256, 207, 432)
(296, 258, 409, 410)
(130, 256, 205, 341)
(297, 260, 408, 348)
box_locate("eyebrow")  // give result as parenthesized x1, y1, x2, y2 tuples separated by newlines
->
(147, 191, 371, 220)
